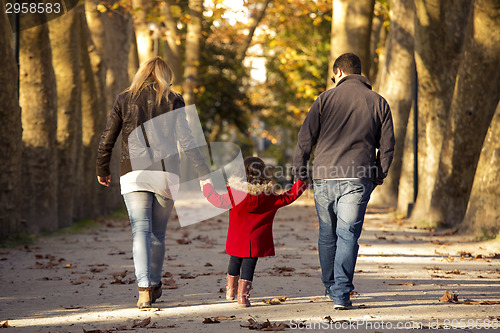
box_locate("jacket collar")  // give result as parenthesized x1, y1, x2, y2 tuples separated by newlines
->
(228, 175, 275, 195)
(336, 74, 372, 90)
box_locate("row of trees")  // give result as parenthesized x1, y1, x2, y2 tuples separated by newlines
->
(253, 0, 499, 237)
(1, 0, 499, 239)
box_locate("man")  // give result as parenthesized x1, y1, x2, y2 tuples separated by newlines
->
(293, 53, 395, 310)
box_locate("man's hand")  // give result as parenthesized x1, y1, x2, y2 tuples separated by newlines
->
(97, 175, 111, 187)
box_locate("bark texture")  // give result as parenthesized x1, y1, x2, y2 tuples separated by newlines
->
(49, 6, 82, 228)
(369, 0, 414, 207)
(85, 0, 131, 213)
(429, 0, 500, 226)
(460, 102, 500, 238)
(161, 0, 183, 86)
(410, 0, 471, 225)
(20, 18, 58, 233)
(0, 1, 22, 238)
(131, 0, 154, 64)
(183, 0, 203, 106)
(327, 0, 375, 88)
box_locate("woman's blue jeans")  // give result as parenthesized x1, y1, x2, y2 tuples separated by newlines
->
(123, 191, 174, 288)
(313, 178, 373, 306)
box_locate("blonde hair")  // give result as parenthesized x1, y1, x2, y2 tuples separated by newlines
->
(125, 57, 174, 105)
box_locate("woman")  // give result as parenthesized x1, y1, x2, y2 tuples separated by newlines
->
(96, 57, 209, 308)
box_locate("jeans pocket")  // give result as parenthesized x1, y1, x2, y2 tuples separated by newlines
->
(313, 180, 330, 207)
(342, 179, 372, 204)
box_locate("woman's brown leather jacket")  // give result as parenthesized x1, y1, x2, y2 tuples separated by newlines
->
(96, 87, 210, 179)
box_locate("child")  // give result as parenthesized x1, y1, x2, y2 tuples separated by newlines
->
(200, 157, 308, 307)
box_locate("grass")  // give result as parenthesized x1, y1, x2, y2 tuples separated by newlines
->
(0, 232, 37, 248)
(1, 208, 129, 248)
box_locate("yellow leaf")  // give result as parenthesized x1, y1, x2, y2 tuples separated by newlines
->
(96, 4, 107, 12)
(170, 5, 182, 17)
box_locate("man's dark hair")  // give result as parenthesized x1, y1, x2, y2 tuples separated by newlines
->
(333, 53, 362, 75)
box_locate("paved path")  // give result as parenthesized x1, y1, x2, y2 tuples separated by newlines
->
(1, 193, 499, 332)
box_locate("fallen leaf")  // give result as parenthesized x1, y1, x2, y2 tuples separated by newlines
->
(213, 315, 236, 321)
(309, 297, 319, 302)
(82, 329, 102, 333)
(111, 271, 127, 279)
(180, 273, 197, 279)
(132, 317, 151, 328)
(0, 321, 12, 328)
(439, 291, 459, 303)
(431, 275, 451, 279)
(268, 266, 295, 276)
(445, 270, 462, 275)
(203, 317, 220, 324)
(176, 238, 191, 245)
(262, 297, 287, 305)
(150, 322, 176, 328)
(204, 262, 213, 267)
(60, 305, 82, 310)
(241, 318, 289, 330)
(162, 278, 178, 289)
(389, 282, 416, 286)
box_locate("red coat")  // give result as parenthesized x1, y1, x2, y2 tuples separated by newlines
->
(202, 179, 307, 257)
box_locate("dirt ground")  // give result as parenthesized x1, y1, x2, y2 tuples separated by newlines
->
(1, 190, 499, 332)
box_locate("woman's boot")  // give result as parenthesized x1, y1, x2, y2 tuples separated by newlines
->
(152, 282, 162, 303)
(226, 274, 239, 300)
(137, 286, 153, 308)
(237, 279, 252, 307)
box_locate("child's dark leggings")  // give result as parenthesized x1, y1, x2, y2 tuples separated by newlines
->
(228, 256, 258, 281)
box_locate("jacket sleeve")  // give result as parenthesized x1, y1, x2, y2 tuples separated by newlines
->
(202, 183, 233, 209)
(292, 97, 322, 180)
(262, 180, 308, 210)
(174, 95, 211, 179)
(96, 96, 123, 177)
(375, 100, 395, 184)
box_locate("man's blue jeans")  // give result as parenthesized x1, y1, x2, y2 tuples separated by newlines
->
(123, 191, 174, 288)
(313, 178, 373, 306)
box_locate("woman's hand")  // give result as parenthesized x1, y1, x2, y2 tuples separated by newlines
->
(97, 175, 111, 187)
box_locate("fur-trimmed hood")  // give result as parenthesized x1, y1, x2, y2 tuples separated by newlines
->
(227, 176, 275, 195)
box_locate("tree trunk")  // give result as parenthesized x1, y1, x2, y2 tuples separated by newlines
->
(85, 1, 132, 213)
(0, 1, 22, 238)
(77, 7, 101, 218)
(161, 0, 183, 86)
(85, 0, 120, 214)
(183, 0, 203, 106)
(396, 105, 416, 215)
(49, 6, 82, 228)
(428, 0, 500, 226)
(460, 102, 500, 238)
(132, 0, 154, 65)
(236, 0, 272, 62)
(327, 0, 375, 88)
(369, 0, 414, 207)
(20, 16, 58, 233)
(369, 1, 388, 84)
(409, 0, 470, 225)
(128, 28, 140, 83)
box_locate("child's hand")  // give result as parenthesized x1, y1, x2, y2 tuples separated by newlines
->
(200, 178, 213, 190)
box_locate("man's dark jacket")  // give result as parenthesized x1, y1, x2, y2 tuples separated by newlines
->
(293, 74, 395, 184)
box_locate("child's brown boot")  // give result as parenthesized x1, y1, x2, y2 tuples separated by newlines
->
(226, 274, 239, 300)
(237, 279, 252, 307)
(137, 286, 153, 308)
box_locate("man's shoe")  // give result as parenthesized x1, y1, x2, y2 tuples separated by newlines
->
(333, 303, 353, 310)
